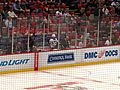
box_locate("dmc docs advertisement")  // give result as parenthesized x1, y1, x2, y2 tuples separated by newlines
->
(0, 53, 35, 72)
(81, 46, 120, 62)
(38, 50, 76, 67)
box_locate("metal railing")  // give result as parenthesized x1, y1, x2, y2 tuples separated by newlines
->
(0, 14, 119, 54)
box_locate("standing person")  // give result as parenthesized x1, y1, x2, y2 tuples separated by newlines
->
(60, 35, 70, 49)
(8, 8, 18, 26)
(5, 16, 13, 37)
(29, 35, 34, 52)
(5, 16, 13, 29)
(15, 41, 23, 53)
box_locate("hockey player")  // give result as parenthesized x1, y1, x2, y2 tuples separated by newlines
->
(49, 34, 58, 50)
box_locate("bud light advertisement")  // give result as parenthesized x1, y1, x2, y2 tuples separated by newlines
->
(48, 52, 74, 63)
(0, 59, 30, 67)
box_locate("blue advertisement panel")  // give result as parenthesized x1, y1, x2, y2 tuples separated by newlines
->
(48, 52, 74, 63)
(0, 59, 30, 66)
(0, 53, 35, 72)
(81, 46, 120, 62)
(84, 49, 118, 59)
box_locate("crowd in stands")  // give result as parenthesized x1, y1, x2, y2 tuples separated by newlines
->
(0, 0, 119, 54)
(1, 0, 120, 17)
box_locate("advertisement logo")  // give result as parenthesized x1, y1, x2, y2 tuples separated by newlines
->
(0, 59, 30, 66)
(84, 49, 118, 59)
(48, 52, 74, 63)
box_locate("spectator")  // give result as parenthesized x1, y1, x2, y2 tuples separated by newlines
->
(20, 0, 28, 11)
(4, 2, 13, 12)
(78, 40, 84, 48)
(111, 1, 120, 7)
(5, 16, 14, 37)
(8, 7, 18, 26)
(14, 41, 23, 53)
(13, 1, 24, 15)
(102, 5, 110, 16)
(8, 8, 18, 18)
(1, 9, 9, 20)
(63, 10, 71, 17)
(43, 16, 48, 24)
(116, 20, 120, 29)
(5, 16, 13, 29)
(116, 36, 120, 44)
(104, 38, 111, 46)
(29, 35, 34, 52)
(60, 35, 70, 49)
(55, 10, 62, 17)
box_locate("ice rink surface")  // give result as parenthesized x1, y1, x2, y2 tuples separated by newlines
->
(1, 62, 120, 90)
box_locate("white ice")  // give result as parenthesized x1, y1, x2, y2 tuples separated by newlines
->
(0, 62, 120, 90)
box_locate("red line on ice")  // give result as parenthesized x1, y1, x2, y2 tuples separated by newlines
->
(24, 70, 120, 89)
(24, 81, 80, 90)
(41, 70, 120, 86)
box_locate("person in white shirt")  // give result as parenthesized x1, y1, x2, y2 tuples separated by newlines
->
(105, 38, 112, 46)
(111, 1, 120, 7)
(56, 11, 62, 17)
(78, 41, 83, 48)
(8, 8, 18, 18)
(63, 11, 71, 17)
(102, 5, 109, 16)
(5, 16, 13, 29)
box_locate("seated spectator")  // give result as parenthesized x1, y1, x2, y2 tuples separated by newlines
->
(55, 10, 62, 17)
(8, 8, 18, 18)
(111, 1, 120, 7)
(63, 10, 71, 17)
(78, 41, 83, 48)
(13, 1, 24, 15)
(60, 36, 70, 49)
(20, 0, 30, 16)
(116, 36, 120, 44)
(104, 38, 111, 46)
(20, 0, 28, 11)
(102, 5, 110, 16)
(117, 21, 120, 31)
(111, 1, 116, 6)
(14, 41, 23, 53)
(4, 2, 13, 12)
(1, 9, 9, 20)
